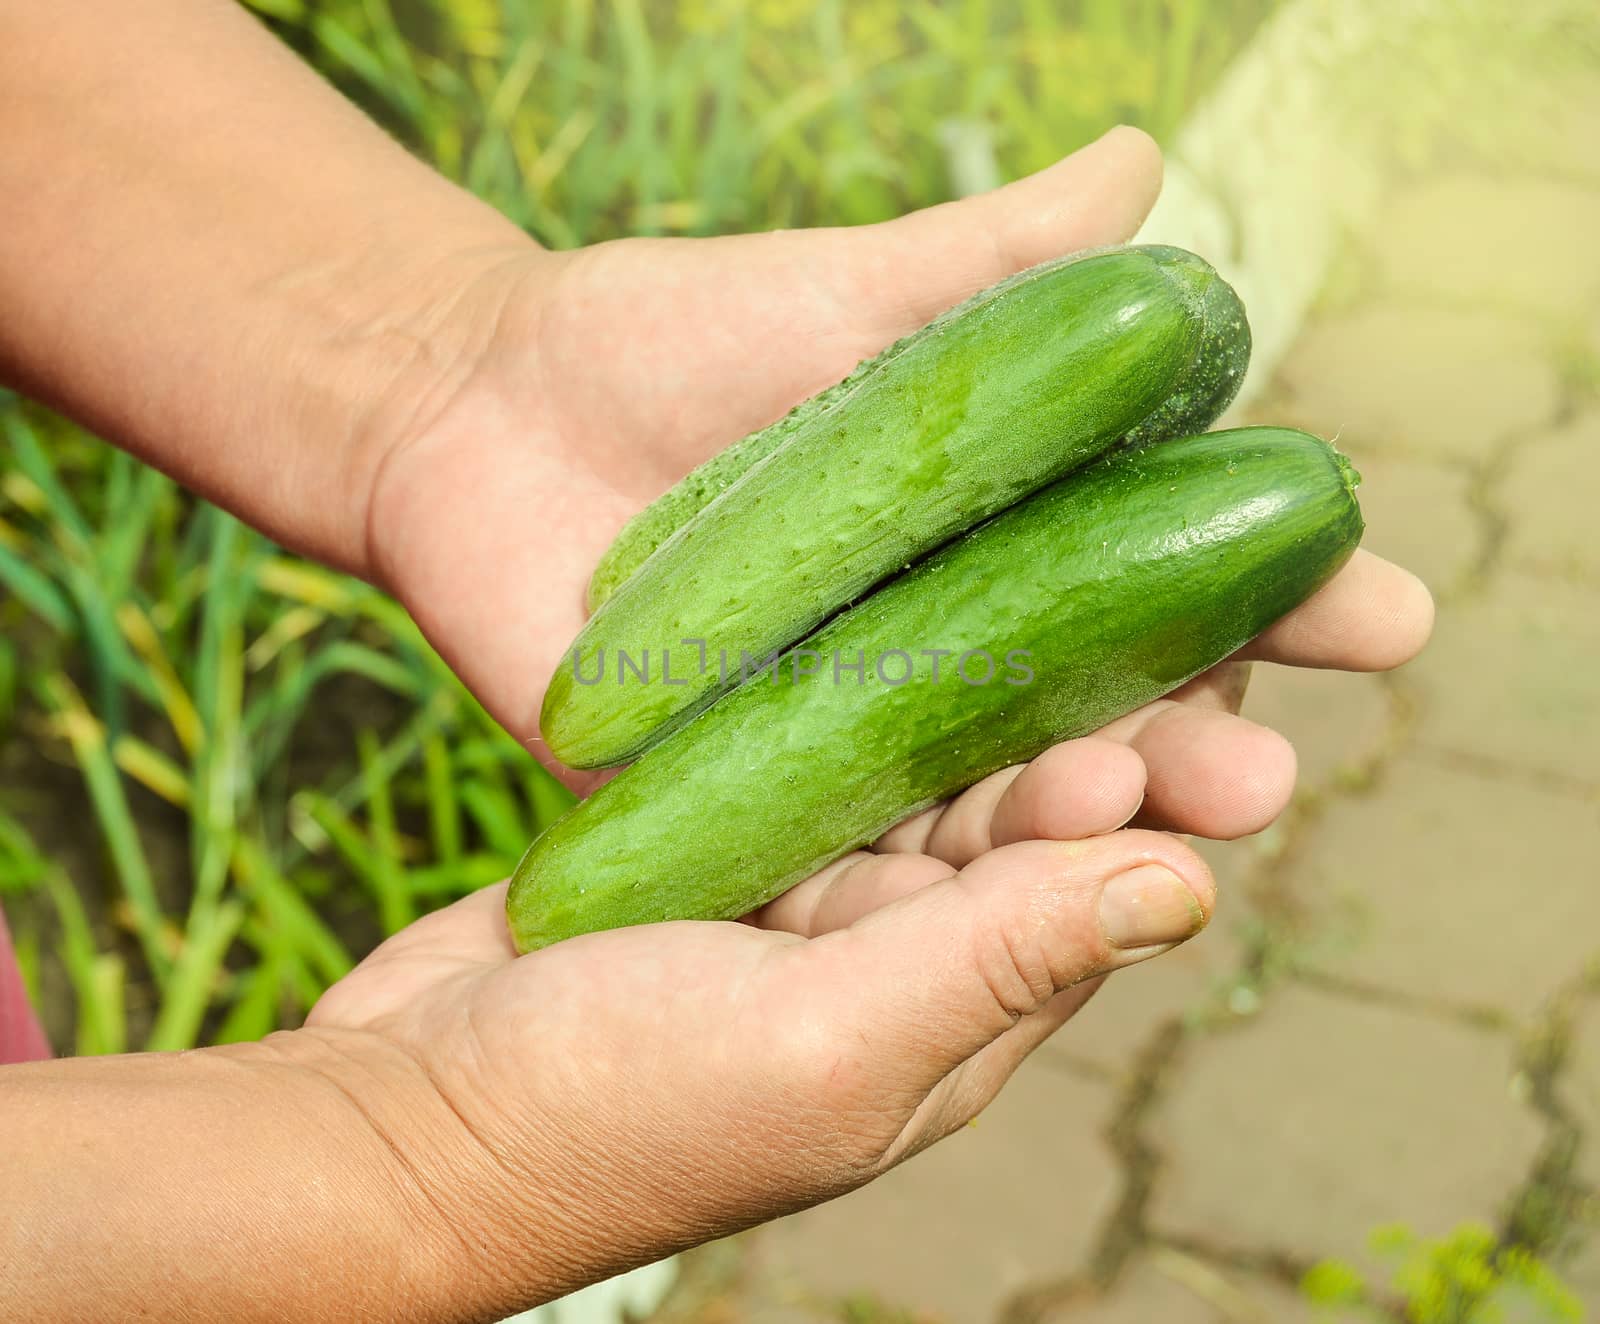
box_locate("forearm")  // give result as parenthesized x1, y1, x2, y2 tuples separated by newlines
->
(0, 1029, 502, 1323)
(0, 0, 536, 573)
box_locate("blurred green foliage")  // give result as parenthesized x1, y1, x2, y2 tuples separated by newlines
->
(245, 0, 1278, 243)
(0, 401, 572, 1050)
(1302, 1222, 1584, 1323)
(0, 0, 1276, 1052)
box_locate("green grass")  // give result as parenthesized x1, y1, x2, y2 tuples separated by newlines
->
(0, 0, 1277, 1053)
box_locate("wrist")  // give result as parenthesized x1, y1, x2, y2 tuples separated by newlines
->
(269, 1018, 671, 1317)
(284, 230, 544, 578)
(1, 1029, 503, 1322)
(240, 1024, 526, 1321)
(345, 239, 563, 585)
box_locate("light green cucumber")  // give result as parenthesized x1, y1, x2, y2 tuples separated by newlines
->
(583, 310, 924, 612)
(509, 426, 1362, 951)
(545, 244, 1250, 769)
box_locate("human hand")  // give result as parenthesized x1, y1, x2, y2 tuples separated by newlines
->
(365, 128, 1432, 826)
(301, 781, 1215, 1312)
(0, 697, 1406, 1323)
(307, 137, 1435, 1310)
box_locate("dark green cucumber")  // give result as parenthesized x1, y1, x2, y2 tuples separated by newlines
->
(585, 243, 1251, 611)
(509, 426, 1361, 951)
(544, 245, 1251, 769)
(583, 243, 1247, 611)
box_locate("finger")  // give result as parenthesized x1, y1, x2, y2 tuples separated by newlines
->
(349, 881, 516, 968)
(1164, 660, 1254, 714)
(873, 736, 1147, 865)
(306, 882, 515, 1028)
(750, 850, 958, 939)
(914, 705, 1291, 855)
(804, 831, 1212, 1090)
(975, 738, 1147, 855)
(1237, 550, 1434, 671)
(850, 126, 1165, 332)
(1113, 704, 1296, 838)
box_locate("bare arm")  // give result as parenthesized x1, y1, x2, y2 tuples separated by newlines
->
(0, 0, 538, 572)
(0, 1032, 484, 1322)
(0, 833, 1221, 1324)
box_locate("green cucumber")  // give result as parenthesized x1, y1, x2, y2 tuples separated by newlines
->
(585, 244, 1250, 611)
(510, 426, 1361, 951)
(583, 305, 924, 613)
(545, 244, 1251, 769)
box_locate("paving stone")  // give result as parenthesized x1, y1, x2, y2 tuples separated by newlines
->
(1038, 1253, 1345, 1324)
(1293, 755, 1600, 1018)
(1039, 1260, 1209, 1324)
(1339, 446, 1481, 599)
(757, 1058, 1119, 1324)
(1188, 833, 1265, 887)
(1502, 411, 1600, 583)
(1148, 984, 1544, 1267)
(1242, 666, 1392, 796)
(1376, 175, 1600, 318)
(1478, 1278, 1597, 1322)
(710, 1287, 836, 1324)
(1410, 571, 1600, 786)
(1234, 1274, 1361, 1324)
(1277, 305, 1560, 460)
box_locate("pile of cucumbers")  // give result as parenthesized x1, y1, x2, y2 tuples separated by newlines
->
(509, 244, 1363, 951)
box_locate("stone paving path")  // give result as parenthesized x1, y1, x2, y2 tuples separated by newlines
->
(646, 167, 1600, 1323)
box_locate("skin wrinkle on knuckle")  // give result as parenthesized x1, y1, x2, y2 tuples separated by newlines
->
(970, 900, 1074, 1026)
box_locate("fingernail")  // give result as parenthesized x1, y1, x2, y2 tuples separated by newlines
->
(1100, 865, 1205, 950)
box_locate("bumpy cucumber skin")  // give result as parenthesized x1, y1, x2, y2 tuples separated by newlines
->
(510, 427, 1362, 951)
(1119, 250, 1252, 450)
(584, 243, 1250, 612)
(585, 311, 923, 612)
(546, 246, 1249, 769)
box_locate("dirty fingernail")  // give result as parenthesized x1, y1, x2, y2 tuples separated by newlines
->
(1100, 865, 1205, 950)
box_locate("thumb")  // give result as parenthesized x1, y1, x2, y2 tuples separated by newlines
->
(804, 831, 1212, 1093)
(860, 125, 1165, 330)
